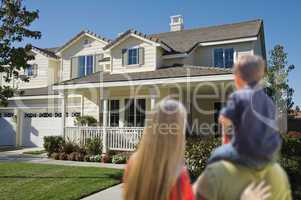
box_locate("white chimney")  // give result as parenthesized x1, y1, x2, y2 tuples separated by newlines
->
(170, 15, 184, 31)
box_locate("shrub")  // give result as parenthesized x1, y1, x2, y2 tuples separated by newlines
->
(68, 152, 77, 161)
(89, 155, 101, 162)
(59, 152, 68, 160)
(74, 116, 97, 126)
(51, 152, 59, 160)
(44, 136, 64, 156)
(112, 154, 128, 164)
(84, 155, 90, 162)
(101, 154, 111, 163)
(75, 153, 85, 161)
(185, 136, 221, 178)
(85, 138, 102, 155)
(61, 141, 79, 154)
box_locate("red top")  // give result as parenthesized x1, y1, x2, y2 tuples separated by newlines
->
(124, 160, 195, 200)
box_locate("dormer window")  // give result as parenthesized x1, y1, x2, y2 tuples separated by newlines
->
(122, 47, 144, 66)
(128, 48, 139, 65)
(214, 48, 234, 68)
(25, 64, 38, 77)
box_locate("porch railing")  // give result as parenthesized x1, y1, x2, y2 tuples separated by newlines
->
(64, 126, 144, 151)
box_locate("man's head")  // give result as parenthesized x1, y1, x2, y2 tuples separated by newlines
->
(234, 55, 265, 89)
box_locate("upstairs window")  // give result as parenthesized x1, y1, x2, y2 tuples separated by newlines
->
(25, 64, 38, 77)
(122, 47, 144, 66)
(128, 48, 139, 65)
(214, 48, 234, 68)
(71, 55, 95, 79)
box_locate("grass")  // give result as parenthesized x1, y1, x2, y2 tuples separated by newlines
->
(0, 162, 123, 200)
(22, 150, 47, 155)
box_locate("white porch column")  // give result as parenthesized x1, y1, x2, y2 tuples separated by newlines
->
(119, 98, 125, 127)
(60, 91, 67, 137)
(149, 87, 159, 110)
(100, 88, 109, 154)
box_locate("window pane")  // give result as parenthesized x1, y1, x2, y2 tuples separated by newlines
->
(124, 99, 135, 127)
(136, 99, 146, 127)
(128, 48, 139, 65)
(86, 55, 94, 75)
(27, 65, 33, 76)
(214, 48, 224, 67)
(225, 48, 234, 68)
(110, 100, 119, 127)
(78, 56, 86, 77)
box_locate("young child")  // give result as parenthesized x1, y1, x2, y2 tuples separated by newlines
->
(208, 55, 282, 169)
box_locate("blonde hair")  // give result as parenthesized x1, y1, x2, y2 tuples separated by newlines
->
(234, 55, 265, 84)
(123, 98, 187, 200)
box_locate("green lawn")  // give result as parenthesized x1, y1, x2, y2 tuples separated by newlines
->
(0, 162, 123, 200)
(22, 150, 47, 155)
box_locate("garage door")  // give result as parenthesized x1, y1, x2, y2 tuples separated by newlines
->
(21, 110, 62, 147)
(0, 110, 16, 146)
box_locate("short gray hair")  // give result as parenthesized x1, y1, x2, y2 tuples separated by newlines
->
(234, 55, 265, 84)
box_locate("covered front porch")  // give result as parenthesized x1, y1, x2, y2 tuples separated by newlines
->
(54, 69, 234, 152)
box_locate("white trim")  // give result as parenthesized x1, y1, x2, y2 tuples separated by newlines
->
(212, 48, 236, 68)
(162, 53, 188, 59)
(53, 74, 234, 90)
(8, 94, 82, 100)
(8, 95, 60, 100)
(57, 32, 109, 55)
(199, 37, 257, 47)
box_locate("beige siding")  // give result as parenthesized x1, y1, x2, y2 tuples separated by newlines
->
(111, 36, 157, 73)
(48, 60, 60, 85)
(60, 35, 107, 81)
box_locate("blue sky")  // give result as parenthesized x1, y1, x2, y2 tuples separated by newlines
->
(24, 0, 301, 106)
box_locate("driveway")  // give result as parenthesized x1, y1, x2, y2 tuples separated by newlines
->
(81, 184, 123, 200)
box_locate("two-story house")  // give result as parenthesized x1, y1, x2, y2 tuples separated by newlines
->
(0, 16, 266, 147)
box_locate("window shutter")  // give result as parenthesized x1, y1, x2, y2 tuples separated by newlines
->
(139, 47, 144, 65)
(33, 64, 38, 77)
(122, 49, 128, 66)
(71, 57, 79, 79)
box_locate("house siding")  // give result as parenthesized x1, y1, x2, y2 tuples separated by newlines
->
(111, 37, 157, 73)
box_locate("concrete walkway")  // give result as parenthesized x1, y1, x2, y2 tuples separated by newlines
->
(81, 184, 123, 200)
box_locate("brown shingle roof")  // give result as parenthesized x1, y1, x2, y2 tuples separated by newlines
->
(32, 46, 60, 59)
(56, 30, 112, 53)
(18, 87, 58, 97)
(150, 19, 262, 53)
(58, 66, 232, 86)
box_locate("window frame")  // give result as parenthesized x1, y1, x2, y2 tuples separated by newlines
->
(77, 55, 95, 77)
(127, 48, 139, 65)
(124, 98, 146, 127)
(213, 48, 235, 68)
(25, 64, 38, 77)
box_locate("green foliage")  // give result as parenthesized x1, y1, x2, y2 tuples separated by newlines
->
(59, 152, 68, 160)
(74, 116, 97, 126)
(0, 0, 41, 106)
(185, 136, 221, 178)
(51, 152, 59, 160)
(111, 153, 128, 164)
(265, 44, 295, 110)
(61, 140, 79, 154)
(280, 135, 301, 199)
(89, 155, 101, 162)
(85, 137, 102, 155)
(43, 136, 64, 156)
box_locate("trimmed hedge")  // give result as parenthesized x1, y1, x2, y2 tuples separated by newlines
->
(43, 136, 64, 156)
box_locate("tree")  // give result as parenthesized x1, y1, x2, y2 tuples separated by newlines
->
(0, 0, 41, 106)
(265, 44, 295, 112)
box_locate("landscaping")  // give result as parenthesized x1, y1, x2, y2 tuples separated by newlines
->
(0, 162, 123, 200)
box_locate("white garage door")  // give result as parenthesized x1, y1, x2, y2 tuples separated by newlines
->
(0, 110, 16, 146)
(21, 110, 62, 147)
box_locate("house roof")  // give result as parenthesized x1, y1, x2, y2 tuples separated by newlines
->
(150, 19, 263, 53)
(17, 86, 58, 97)
(56, 30, 112, 54)
(103, 29, 173, 51)
(58, 66, 232, 86)
(32, 46, 60, 59)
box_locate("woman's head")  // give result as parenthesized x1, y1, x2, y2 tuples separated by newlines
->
(124, 98, 187, 200)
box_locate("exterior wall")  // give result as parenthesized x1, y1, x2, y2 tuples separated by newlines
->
(60, 35, 107, 81)
(111, 36, 157, 73)
(48, 60, 60, 85)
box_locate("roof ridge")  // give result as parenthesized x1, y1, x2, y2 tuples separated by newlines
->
(150, 19, 262, 36)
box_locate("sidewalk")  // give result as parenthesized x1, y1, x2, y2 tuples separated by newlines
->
(81, 184, 123, 200)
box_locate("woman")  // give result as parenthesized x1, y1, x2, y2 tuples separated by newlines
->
(123, 98, 271, 200)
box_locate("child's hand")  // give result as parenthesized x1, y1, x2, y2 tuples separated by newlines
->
(219, 115, 233, 144)
(240, 181, 271, 200)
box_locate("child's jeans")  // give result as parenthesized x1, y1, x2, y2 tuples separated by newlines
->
(208, 143, 277, 170)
